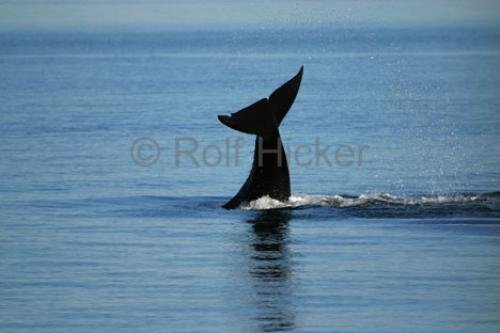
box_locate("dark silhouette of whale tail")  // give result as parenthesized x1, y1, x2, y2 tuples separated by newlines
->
(218, 66, 304, 209)
(218, 66, 303, 136)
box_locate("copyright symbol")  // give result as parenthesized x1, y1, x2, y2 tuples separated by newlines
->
(131, 137, 160, 167)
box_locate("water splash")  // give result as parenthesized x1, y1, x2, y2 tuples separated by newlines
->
(240, 192, 500, 216)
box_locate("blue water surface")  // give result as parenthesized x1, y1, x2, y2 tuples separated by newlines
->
(1, 26, 500, 332)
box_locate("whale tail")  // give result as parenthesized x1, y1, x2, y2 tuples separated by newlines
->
(217, 66, 304, 209)
(217, 66, 303, 135)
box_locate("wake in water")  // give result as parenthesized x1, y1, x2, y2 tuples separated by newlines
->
(240, 192, 500, 218)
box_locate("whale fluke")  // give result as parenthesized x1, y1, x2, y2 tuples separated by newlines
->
(218, 66, 304, 209)
(269, 66, 303, 126)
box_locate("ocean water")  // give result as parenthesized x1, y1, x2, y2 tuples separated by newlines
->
(1, 26, 500, 332)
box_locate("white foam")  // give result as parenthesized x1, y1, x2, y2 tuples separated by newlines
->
(240, 195, 291, 210)
(239, 192, 483, 210)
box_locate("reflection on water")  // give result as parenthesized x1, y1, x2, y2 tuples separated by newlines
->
(247, 210, 296, 332)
